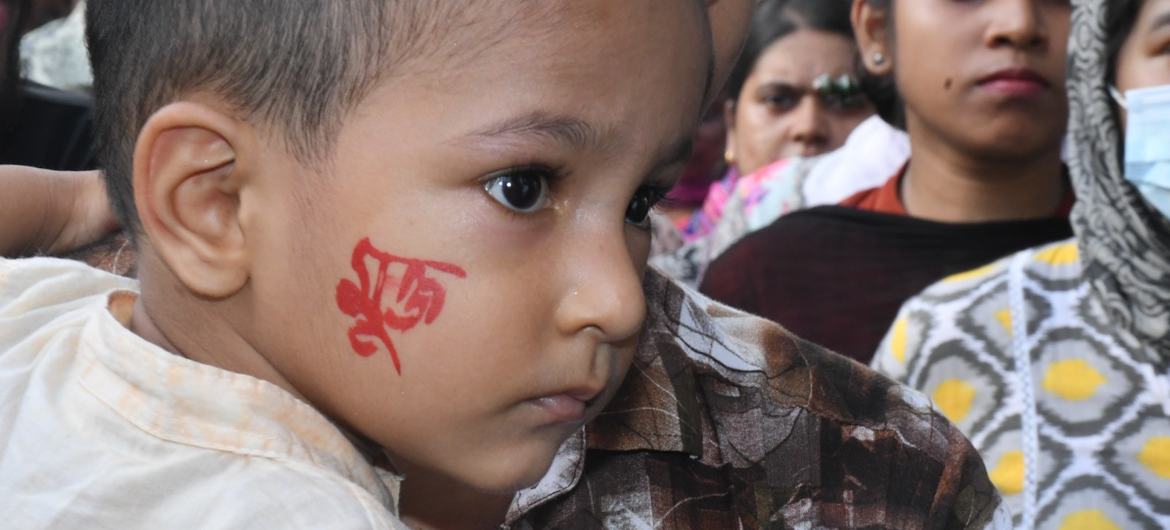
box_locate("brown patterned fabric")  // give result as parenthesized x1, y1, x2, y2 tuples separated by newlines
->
(508, 270, 1008, 529)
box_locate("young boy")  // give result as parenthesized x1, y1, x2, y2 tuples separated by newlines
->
(0, 0, 1006, 528)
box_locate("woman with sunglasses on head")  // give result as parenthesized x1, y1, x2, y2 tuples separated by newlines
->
(652, 0, 911, 284)
(701, 0, 1076, 364)
(874, 0, 1170, 526)
(678, 0, 876, 243)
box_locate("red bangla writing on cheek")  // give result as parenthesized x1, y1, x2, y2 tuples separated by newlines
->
(334, 237, 467, 375)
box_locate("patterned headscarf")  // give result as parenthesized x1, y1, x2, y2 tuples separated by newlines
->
(1067, 0, 1170, 356)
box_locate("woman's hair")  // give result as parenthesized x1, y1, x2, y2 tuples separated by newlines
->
(1106, 0, 1145, 84)
(724, 0, 856, 103)
(858, 0, 902, 128)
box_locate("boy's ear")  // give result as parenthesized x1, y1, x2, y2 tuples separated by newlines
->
(852, 0, 893, 76)
(133, 102, 252, 298)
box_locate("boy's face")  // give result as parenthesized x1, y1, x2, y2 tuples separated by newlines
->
(245, 1, 712, 492)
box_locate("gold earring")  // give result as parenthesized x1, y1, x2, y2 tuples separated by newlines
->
(724, 147, 735, 165)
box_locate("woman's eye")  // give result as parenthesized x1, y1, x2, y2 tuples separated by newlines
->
(764, 92, 801, 112)
(759, 85, 804, 112)
(483, 168, 551, 214)
(821, 93, 869, 112)
(625, 186, 667, 226)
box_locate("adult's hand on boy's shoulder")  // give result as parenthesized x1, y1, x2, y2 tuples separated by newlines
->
(0, 165, 120, 258)
(55, 169, 121, 255)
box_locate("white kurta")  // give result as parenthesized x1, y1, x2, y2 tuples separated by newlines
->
(0, 257, 407, 529)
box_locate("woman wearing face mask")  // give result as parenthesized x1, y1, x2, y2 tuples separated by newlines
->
(700, 0, 1076, 363)
(679, 0, 875, 242)
(873, 0, 1170, 526)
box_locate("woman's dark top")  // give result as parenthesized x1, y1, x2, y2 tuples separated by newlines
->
(699, 205, 1073, 363)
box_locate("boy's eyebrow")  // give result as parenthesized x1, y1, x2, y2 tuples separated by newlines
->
(463, 112, 605, 149)
(460, 111, 693, 178)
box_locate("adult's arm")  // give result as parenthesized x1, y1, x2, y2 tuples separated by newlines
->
(0, 165, 118, 257)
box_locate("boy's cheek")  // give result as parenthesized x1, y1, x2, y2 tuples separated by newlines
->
(707, 0, 755, 98)
(333, 236, 469, 376)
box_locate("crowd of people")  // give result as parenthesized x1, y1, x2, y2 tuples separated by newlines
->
(0, 0, 1167, 528)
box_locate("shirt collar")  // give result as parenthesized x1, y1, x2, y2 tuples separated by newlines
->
(504, 348, 706, 525)
(505, 273, 726, 522)
(80, 290, 402, 515)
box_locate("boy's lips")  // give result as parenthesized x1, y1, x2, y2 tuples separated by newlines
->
(529, 395, 590, 424)
(527, 386, 604, 425)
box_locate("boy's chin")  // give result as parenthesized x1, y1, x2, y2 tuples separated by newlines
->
(459, 438, 567, 495)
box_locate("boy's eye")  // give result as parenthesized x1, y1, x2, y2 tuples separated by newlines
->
(625, 186, 668, 226)
(483, 168, 551, 214)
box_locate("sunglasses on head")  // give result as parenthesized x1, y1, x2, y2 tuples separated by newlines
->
(758, 74, 867, 113)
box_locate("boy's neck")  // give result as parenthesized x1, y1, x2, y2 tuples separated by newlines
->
(128, 253, 307, 403)
(900, 132, 1066, 224)
(130, 253, 516, 529)
(397, 467, 513, 530)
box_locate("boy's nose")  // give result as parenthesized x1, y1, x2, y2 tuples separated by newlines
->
(553, 230, 647, 344)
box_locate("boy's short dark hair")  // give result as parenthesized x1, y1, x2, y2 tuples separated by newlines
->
(86, 1, 471, 233)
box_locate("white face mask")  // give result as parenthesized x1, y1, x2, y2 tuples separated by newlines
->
(1118, 84, 1170, 220)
